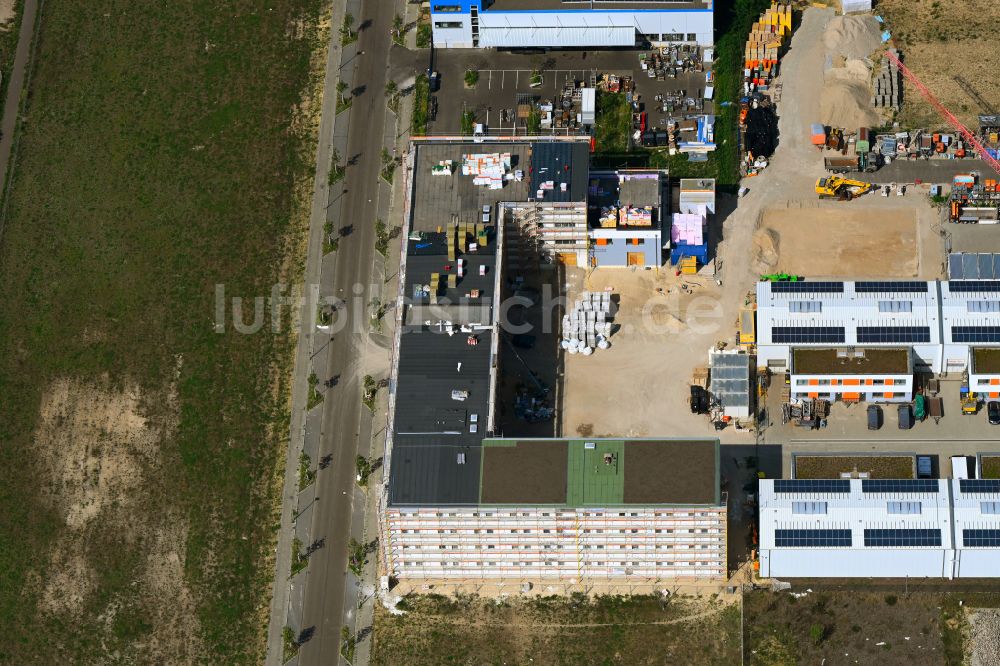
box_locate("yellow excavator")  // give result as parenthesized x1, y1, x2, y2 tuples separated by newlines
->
(815, 175, 873, 200)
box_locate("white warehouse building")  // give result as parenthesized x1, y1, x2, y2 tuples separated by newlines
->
(429, 0, 714, 49)
(759, 478, 1000, 579)
(756, 280, 1000, 381)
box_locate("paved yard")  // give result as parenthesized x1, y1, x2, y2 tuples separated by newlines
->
(764, 374, 1000, 477)
(429, 49, 713, 136)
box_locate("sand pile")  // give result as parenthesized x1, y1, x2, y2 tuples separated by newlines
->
(752, 228, 780, 273)
(823, 14, 882, 59)
(819, 16, 883, 128)
(821, 59, 880, 128)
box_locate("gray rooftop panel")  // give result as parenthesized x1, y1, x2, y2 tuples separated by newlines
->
(950, 253, 964, 279)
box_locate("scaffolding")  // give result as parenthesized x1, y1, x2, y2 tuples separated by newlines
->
(507, 201, 588, 266)
(386, 501, 728, 580)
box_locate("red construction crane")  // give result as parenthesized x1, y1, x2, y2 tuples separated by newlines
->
(885, 50, 1000, 177)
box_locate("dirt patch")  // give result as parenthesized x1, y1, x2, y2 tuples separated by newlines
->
(0, 0, 13, 25)
(35, 377, 160, 529)
(752, 227, 780, 274)
(31, 377, 202, 658)
(39, 550, 96, 617)
(757, 207, 918, 277)
(794, 455, 915, 480)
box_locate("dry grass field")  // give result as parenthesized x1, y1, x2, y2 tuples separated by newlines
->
(372, 593, 741, 665)
(878, 0, 999, 130)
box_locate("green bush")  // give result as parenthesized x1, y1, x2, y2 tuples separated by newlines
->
(416, 23, 432, 48)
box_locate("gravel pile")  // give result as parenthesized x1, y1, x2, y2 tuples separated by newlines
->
(969, 609, 1000, 666)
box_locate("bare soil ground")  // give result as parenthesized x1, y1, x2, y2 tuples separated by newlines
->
(372, 593, 741, 665)
(877, 0, 1000, 130)
(757, 206, 918, 277)
(558, 266, 754, 442)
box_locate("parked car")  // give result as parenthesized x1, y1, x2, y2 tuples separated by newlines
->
(989, 401, 1000, 425)
(867, 404, 882, 430)
(897, 403, 913, 430)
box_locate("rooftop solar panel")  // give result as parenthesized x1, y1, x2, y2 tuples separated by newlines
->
(950, 281, 1000, 293)
(770, 281, 844, 294)
(856, 326, 931, 343)
(771, 326, 845, 344)
(774, 528, 852, 547)
(960, 479, 1000, 494)
(863, 528, 942, 547)
(963, 529, 1000, 547)
(952, 326, 1000, 343)
(854, 281, 928, 293)
(774, 479, 850, 493)
(861, 479, 939, 494)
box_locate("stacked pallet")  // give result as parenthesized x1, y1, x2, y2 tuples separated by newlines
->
(598, 206, 617, 228)
(461, 152, 511, 189)
(743, 3, 791, 88)
(561, 292, 615, 356)
(619, 205, 653, 226)
(872, 49, 902, 111)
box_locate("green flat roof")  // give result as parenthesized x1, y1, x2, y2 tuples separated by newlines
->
(479, 438, 720, 507)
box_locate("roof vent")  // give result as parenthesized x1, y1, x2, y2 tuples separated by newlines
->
(584, 442, 596, 450)
(457, 452, 466, 465)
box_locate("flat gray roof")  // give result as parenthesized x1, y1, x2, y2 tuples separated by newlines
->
(411, 142, 532, 234)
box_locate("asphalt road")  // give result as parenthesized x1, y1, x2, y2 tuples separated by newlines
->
(297, 2, 394, 663)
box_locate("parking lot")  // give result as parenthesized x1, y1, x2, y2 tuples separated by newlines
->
(763, 374, 1000, 476)
(429, 49, 714, 137)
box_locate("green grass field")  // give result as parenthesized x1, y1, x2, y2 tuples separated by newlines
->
(0, 1, 326, 661)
